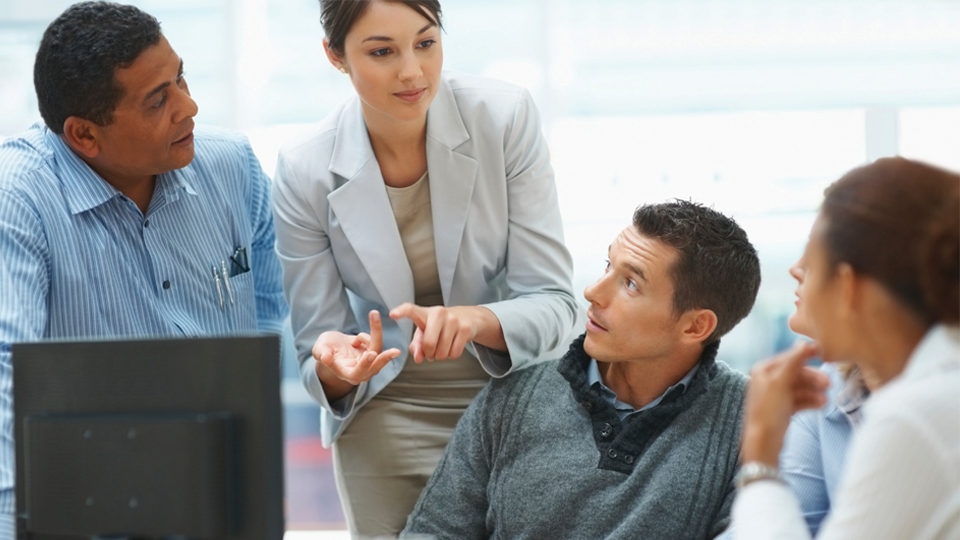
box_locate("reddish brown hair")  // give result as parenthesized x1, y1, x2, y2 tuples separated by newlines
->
(821, 157, 960, 325)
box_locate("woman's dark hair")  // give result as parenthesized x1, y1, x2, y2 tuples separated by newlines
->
(320, 0, 442, 57)
(34, 1, 162, 134)
(632, 200, 762, 343)
(821, 157, 960, 325)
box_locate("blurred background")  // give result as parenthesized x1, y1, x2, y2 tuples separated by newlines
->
(2, 0, 958, 531)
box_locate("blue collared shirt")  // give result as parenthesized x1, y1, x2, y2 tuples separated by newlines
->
(778, 363, 866, 536)
(0, 123, 288, 512)
(587, 358, 700, 421)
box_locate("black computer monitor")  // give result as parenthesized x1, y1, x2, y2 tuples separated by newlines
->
(12, 335, 284, 540)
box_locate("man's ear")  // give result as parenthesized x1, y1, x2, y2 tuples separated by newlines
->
(679, 309, 718, 345)
(323, 38, 346, 73)
(62, 116, 101, 158)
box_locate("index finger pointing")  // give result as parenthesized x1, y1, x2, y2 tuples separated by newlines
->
(389, 302, 429, 328)
(368, 310, 384, 353)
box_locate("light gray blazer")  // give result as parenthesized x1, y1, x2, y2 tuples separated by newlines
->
(272, 71, 578, 445)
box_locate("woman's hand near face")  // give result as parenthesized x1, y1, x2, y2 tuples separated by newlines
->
(390, 303, 507, 363)
(742, 341, 831, 466)
(312, 310, 402, 400)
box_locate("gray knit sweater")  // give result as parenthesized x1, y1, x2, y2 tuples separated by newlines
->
(402, 335, 747, 540)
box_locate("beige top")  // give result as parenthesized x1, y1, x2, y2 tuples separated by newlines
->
(384, 172, 444, 308)
(381, 172, 489, 400)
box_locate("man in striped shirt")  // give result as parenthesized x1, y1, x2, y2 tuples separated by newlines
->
(0, 3, 288, 535)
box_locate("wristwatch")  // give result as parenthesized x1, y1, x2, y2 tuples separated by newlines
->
(734, 461, 784, 489)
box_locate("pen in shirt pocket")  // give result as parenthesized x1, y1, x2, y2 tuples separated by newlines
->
(211, 265, 225, 310)
(215, 246, 247, 310)
(221, 260, 235, 305)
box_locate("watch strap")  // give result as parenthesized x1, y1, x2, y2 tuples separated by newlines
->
(734, 461, 784, 489)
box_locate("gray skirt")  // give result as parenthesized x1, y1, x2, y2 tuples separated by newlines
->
(333, 350, 490, 538)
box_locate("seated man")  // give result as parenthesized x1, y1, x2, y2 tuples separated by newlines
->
(402, 200, 761, 540)
(0, 2, 288, 535)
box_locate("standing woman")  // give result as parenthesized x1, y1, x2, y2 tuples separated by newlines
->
(272, 0, 577, 536)
(732, 157, 959, 539)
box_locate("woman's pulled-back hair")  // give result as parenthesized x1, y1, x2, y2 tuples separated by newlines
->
(320, 0, 443, 57)
(821, 157, 960, 325)
(919, 180, 960, 323)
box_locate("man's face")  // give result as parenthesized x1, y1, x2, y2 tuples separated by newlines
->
(583, 226, 686, 364)
(92, 34, 198, 180)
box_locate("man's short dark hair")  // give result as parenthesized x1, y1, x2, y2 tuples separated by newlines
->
(633, 200, 761, 343)
(34, 1, 162, 134)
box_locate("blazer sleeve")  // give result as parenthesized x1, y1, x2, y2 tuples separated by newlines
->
(476, 88, 578, 376)
(271, 152, 369, 418)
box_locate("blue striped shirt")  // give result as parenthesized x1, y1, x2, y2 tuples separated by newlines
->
(0, 123, 288, 512)
(777, 363, 865, 536)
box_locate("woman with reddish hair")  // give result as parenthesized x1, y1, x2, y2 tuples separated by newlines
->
(732, 157, 959, 539)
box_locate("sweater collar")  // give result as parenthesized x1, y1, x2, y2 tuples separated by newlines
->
(558, 334, 720, 417)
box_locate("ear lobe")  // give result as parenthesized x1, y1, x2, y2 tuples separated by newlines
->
(322, 38, 345, 72)
(680, 309, 718, 345)
(62, 117, 100, 158)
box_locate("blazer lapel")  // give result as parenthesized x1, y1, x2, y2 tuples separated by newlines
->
(427, 75, 478, 304)
(327, 98, 416, 318)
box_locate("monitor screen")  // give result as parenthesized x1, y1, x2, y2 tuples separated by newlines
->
(13, 335, 284, 540)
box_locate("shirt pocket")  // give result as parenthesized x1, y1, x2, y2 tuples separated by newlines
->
(225, 270, 257, 330)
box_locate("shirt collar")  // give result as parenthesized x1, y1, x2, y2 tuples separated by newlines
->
(821, 367, 870, 427)
(47, 128, 120, 215)
(836, 368, 869, 416)
(157, 167, 198, 204)
(587, 357, 701, 418)
(46, 128, 197, 215)
(558, 335, 721, 423)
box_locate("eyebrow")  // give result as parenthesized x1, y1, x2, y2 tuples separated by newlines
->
(626, 263, 648, 283)
(606, 244, 648, 283)
(361, 22, 435, 43)
(142, 59, 184, 104)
